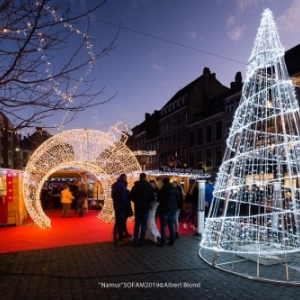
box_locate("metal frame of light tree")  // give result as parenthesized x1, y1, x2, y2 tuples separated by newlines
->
(23, 123, 141, 228)
(199, 9, 300, 284)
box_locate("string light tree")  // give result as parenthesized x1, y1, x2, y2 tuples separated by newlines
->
(199, 9, 300, 285)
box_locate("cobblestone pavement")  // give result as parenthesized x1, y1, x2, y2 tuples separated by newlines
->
(0, 235, 299, 300)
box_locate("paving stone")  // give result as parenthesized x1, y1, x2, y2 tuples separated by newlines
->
(0, 235, 299, 299)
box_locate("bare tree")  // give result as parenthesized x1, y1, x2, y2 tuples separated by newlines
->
(0, 0, 118, 132)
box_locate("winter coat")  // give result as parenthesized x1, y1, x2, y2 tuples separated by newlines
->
(111, 179, 129, 210)
(157, 182, 180, 213)
(60, 187, 75, 204)
(76, 188, 88, 201)
(129, 179, 155, 211)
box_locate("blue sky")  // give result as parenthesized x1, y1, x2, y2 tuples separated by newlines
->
(36, 0, 300, 136)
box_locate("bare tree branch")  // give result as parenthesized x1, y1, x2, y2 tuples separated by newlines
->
(0, 0, 118, 132)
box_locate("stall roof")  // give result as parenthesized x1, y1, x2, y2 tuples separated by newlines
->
(145, 170, 211, 179)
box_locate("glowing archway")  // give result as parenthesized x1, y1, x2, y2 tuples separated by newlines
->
(23, 123, 141, 228)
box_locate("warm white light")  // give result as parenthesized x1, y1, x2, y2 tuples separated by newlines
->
(23, 124, 141, 228)
(132, 150, 157, 156)
(3, 2, 97, 131)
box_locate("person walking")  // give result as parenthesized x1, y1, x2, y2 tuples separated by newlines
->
(60, 184, 75, 218)
(130, 173, 155, 246)
(157, 177, 181, 247)
(76, 181, 88, 217)
(111, 173, 129, 245)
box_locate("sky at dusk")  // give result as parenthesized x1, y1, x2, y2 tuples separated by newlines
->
(29, 0, 300, 136)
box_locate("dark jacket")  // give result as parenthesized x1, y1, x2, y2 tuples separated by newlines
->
(175, 185, 184, 209)
(188, 185, 198, 207)
(76, 188, 87, 201)
(129, 179, 155, 211)
(111, 179, 129, 210)
(157, 182, 180, 213)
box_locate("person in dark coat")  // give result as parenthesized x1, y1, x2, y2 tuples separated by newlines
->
(118, 185, 132, 238)
(172, 181, 184, 238)
(40, 185, 50, 210)
(69, 180, 79, 210)
(111, 173, 129, 245)
(76, 181, 87, 217)
(51, 184, 61, 209)
(130, 173, 155, 246)
(157, 177, 180, 247)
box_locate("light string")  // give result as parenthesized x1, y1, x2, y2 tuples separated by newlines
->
(1, 1, 96, 132)
(23, 124, 141, 228)
(201, 8, 300, 258)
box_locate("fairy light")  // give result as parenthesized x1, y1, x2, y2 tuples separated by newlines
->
(146, 170, 210, 179)
(23, 123, 141, 228)
(132, 150, 157, 156)
(200, 8, 300, 283)
(1, 1, 97, 131)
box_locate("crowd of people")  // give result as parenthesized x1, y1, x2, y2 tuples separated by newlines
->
(40, 173, 216, 244)
(40, 180, 88, 218)
(111, 172, 215, 247)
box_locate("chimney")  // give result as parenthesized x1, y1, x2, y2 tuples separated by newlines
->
(203, 67, 211, 93)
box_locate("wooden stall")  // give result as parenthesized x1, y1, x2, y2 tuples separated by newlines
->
(0, 168, 27, 226)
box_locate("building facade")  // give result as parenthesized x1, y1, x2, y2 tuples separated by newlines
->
(129, 44, 300, 175)
(159, 67, 231, 170)
(0, 112, 21, 169)
(20, 127, 52, 169)
(130, 111, 160, 170)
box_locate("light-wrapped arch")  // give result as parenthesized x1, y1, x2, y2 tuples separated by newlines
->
(23, 124, 141, 228)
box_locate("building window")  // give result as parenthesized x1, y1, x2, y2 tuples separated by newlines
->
(183, 112, 187, 125)
(189, 130, 195, 147)
(173, 118, 177, 128)
(177, 131, 181, 143)
(197, 128, 203, 145)
(227, 104, 234, 114)
(215, 146, 223, 166)
(189, 152, 195, 168)
(226, 122, 231, 138)
(197, 151, 203, 170)
(182, 130, 187, 141)
(206, 148, 213, 168)
(206, 125, 212, 143)
(215, 121, 223, 141)
(173, 134, 177, 145)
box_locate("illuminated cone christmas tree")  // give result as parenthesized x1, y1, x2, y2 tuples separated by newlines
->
(201, 8, 300, 263)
